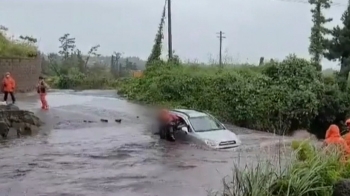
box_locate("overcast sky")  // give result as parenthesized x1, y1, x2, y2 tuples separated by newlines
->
(0, 0, 347, 68)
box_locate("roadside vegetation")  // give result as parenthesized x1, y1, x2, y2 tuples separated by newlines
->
(118, 0, 350, 139)
(0, 25, 38, 58)
(42, 33, 145, 89)
(42, 33, 117, 89)
(208, 140, 350, 196)
(117, 0, 350, 195)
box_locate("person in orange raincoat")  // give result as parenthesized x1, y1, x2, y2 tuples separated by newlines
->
(36, 76, 49, 110)
(343, 119, 350, 147)
(2, 72, 16, 104)
(158, 109, 178, 123)
(324, 124, 350, 158)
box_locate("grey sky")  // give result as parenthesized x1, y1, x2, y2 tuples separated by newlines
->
(0, 0, 347, 68)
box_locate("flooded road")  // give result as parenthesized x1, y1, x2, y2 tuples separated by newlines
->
(0, 90, 293, 196)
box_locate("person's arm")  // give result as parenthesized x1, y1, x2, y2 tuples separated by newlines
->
(11, 79, 15, 91)
(43, 81, 50, 89)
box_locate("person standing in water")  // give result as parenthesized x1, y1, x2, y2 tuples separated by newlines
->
(2, 72, 16, 104)
(37, 76, 49, 110)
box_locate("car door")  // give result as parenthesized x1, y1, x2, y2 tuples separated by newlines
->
(175, 116, 203, 144)
(172, 115, 189, 140)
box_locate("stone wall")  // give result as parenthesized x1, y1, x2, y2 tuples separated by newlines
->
(0, 57, 41, 93)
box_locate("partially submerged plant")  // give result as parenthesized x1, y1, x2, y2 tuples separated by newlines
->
(211, 140, 350, 196)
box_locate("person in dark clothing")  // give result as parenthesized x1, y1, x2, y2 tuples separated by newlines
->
(157, 109, 179, 141)
(2, 72, 16, 104)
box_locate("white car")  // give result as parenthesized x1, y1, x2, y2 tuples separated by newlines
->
(169, 109, 241, 149)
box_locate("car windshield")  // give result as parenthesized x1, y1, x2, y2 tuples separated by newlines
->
(189, 115, 224, 132)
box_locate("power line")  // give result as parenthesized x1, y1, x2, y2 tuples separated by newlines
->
(272, 0, 346, 7)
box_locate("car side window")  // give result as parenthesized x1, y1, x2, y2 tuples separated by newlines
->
(177, 116, 192, 132)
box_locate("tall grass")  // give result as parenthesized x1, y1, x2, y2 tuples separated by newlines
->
(210, 140, 350, 196)
(0, 31, 37, 58)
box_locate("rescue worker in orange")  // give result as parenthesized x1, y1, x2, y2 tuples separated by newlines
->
(158, 109, 178, 123)
(324, 124, 350, 157)
(37, 76, 49, 110)
(2, 72, 16, 104)
(342, 119, 350, 147)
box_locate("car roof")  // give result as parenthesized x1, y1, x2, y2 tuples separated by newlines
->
(171, 109, 207, 118)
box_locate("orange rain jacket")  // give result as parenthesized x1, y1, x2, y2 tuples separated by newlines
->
(2, 76, 15, 92)
(158, 109, 179, 124)
(324, 124, 350, 155)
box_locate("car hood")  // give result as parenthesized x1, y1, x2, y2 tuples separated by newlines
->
(195, 129, 241, 144)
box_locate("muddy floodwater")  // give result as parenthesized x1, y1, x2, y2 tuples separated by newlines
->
(0, 90, 298, 196)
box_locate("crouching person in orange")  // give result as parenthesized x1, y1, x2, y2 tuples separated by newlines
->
(37, 76, 49, 110)
(324, 124, 350, 161)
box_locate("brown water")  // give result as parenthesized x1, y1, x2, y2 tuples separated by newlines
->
(0, 90, 298, 196)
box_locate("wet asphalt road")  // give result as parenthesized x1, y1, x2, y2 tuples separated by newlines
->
(0, 90, 290, 196)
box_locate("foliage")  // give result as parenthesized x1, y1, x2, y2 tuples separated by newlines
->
(119, 55, 350, 136)
(110, 52, 139, 78)
(291, 140, 316, 161)
(308, 0, 332, 71)
(324, 2, 350, 91)
(84, 44, 100, 71)
(145, 1, 166, 68)
(43, 33, 112, 89)
(0, 26, 38, 58)
(210, 140, 350, 196)
(47, 75, 117, 90)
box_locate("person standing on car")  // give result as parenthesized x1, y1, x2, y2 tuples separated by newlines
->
(2, 72, 16, 104)
(37, 76, 49, 110)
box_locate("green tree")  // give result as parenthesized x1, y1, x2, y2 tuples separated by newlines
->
(84, 44, 100, 71)
(146, 1, 166, 67)
(308, 0, 332, 71)
(324, 2, 350, 90)
(19, 35, 37, 43)
(125, 58, 137, 70)
(47, 34, 79, 76)
(58, 33, 76, 60)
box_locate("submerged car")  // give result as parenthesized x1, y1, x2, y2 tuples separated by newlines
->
(168, 109, 241, 149)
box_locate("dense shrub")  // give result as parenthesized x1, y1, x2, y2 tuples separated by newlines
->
(210, 140, 350, 196)
(119, 55, 350, 136)
(47, 70, 117, 90)
(0, 31, 37, 58)
(310, 77, 350, 138)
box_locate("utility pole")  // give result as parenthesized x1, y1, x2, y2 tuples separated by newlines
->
(168, 0, 173, 60)
(216, 31, 225, 66)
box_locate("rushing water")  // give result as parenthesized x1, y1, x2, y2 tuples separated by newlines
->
(0, 90, 298, 196)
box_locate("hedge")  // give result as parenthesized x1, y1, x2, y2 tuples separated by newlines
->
(118, 55, 350, 137)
